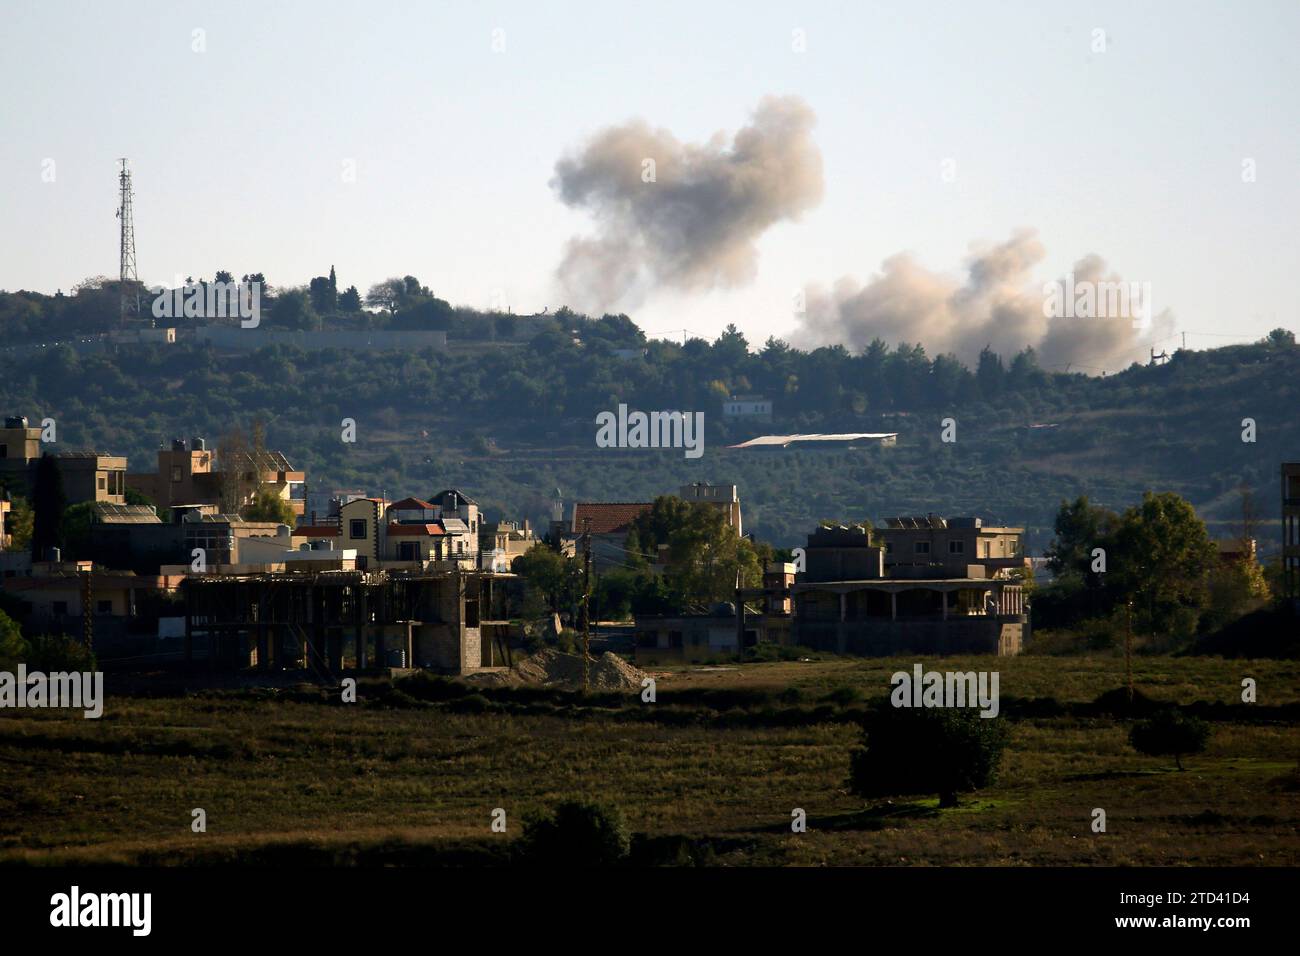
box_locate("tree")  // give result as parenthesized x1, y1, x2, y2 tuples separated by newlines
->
(1045, 496, 1114, 580)
(308, 275, 337, 316)
(0, 608, 28, 671)
(243, 487, 294, 524)
(30, 453, 66, 560)
(269, 288, 317, 330)
(365, 278, 407, 314)
(1129, 709, 1211, 771)
(1263, 327, 1295, 348)
(519, 800, 631, 866)
(512, 544, 575, 615)
(59, 501, 97, 560)
(849, 704, 1011, 808)
(217, 425, 249, 515)
(625, 496, 765, 609)
(975, 346, 1005, 398)
(5, 495, 34, 552)
(1108, 492, 1216, 640)
(339, 285, 362, 312)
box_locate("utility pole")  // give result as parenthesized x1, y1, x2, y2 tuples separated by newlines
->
(1124, 600, 1134, 707)
(81, 568, 93, 653)
(580, 518, 592, 694)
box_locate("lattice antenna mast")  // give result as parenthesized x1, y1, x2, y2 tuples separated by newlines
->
(117, 158, 138, 283)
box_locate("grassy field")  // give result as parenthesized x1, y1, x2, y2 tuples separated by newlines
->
(2, 654, 1297, 866)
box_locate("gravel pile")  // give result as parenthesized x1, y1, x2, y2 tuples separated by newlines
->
(470, 648, 647, 692)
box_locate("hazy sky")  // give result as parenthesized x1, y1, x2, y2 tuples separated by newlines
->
(3, 0, 1297, 369)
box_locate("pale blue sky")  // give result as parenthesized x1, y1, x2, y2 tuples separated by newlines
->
(2, 0, 1296, 362)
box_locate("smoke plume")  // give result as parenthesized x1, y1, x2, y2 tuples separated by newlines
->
(552, 95, 824, 311)
(794, 230, 1171, 372)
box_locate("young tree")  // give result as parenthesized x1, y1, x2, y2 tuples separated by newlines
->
(243, 487, 295, 524)
(1129, 709, 1211, 771)
(849, 704, 1011, 808)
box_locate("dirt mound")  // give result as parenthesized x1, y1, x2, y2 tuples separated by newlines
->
(500, 648, 647, 692)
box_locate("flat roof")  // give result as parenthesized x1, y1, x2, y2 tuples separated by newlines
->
(728, 433, 898, 449)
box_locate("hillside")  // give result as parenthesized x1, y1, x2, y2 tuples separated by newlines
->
(1, 315, 1297, 552)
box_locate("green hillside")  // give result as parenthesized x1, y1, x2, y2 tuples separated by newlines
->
(1, 301, 1296, 552)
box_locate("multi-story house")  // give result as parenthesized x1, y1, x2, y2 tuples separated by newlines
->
(791, 523, 1027, 656)
(127, 437, 306, 517)
(877, 515, 1025, 579)
(0, 415, 128, 506)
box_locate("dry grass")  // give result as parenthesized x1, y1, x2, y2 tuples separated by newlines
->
(1, 655, 1297, 866)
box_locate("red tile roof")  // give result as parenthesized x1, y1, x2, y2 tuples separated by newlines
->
(389, 497, 436, 511)
(572, 502, 651, 535)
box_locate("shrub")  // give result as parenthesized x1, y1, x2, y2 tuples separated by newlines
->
(519, 800, 631, 866)
(1129, 708, 1212, 770)
(22, 634, 97, 672)
(849, 703, 1011, 808)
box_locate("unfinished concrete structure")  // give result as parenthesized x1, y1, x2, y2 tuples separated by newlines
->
(182, 569, 520, 674)
(791, 524, 1027, 656)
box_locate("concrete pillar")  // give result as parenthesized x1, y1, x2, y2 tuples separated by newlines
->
(355, 586, 368, 669)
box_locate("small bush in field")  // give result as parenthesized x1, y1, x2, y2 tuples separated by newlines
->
(849, 703, 1010, 808)
(1129, 708, 1211, 770)
(519, 800, 631, 866)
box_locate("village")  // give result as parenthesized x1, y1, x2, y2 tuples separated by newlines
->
(1, 413, 1294, 686)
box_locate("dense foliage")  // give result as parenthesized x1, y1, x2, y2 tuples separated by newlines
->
(2, 279, 1297, 550)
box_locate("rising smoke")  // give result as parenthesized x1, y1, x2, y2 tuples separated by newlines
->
(551, 95, 824, 312)
(794, 230, 1171, 371)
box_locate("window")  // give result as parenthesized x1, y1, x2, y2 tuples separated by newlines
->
(885, 542, 893, 553)
(914, 541, 930, 554)
(0, 444, 6, 458)
(349, 519, 366, 539)
(949, 540, 964, 554)
(97, 600, 113, 614)
(98, 475, 107, 490)
(52, 601, 68, 615)
(398, 541, 417, 560)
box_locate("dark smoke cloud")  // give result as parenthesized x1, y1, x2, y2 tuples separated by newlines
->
(794, 230, 1171, 372)
(551, 96, 824, 311)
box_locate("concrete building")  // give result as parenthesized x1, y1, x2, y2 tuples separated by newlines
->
(877, 515, 1026, 580)
(0, 415, 127, 506)
(722, 395, 773, 421)
(0, 556, 185, 649)
(182, 569, 519, 673)
(127, 437, 306, 518)
(1284, 462, 1300, 612)
(479, 518, 536, 571)
(791, 524, 1027, 656)
(677, 482, 743, 536)
(51, 452, 129, 506)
